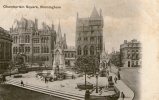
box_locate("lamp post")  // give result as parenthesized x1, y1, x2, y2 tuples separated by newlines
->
(96, 45, 100, 93)
(85, 64, 87, 90)
(96, 72, 99, 93)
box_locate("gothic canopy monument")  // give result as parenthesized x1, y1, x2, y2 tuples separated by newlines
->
(52, 22, 67, 75)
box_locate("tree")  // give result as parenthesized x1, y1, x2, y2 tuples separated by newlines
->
(75, 55, 98, 75)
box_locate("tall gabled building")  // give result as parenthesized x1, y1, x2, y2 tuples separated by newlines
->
(76, 6, 104, 58)
(10, 17, 56, 66)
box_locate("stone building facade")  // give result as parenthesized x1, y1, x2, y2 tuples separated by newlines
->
(64, 46, 76, 68)
(76, 6, 103, 57)
(0, 27, 12, 73)
(120, 39, 141, 67)
(10, 17, 56, 67)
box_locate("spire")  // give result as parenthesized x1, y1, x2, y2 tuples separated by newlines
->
(56, 20, 62, 43)
(90, 6, 100, 18)
(58, 20, 61, 35)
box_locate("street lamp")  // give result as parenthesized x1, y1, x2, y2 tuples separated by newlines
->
(96, 72, 99, 93)
(96, 45, 100, 93)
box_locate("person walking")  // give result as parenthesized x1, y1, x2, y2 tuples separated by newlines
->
(121, 92, 125, 100)
(114, 76, 117, 83)
(118, 71, 120, 80)
(85, 89, 90, 100)
(21, 80, 24, 87)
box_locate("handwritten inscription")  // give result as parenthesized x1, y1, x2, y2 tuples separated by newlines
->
(3, 5, 61, 9)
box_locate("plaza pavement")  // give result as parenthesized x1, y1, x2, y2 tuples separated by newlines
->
(6, 71, 134, 100)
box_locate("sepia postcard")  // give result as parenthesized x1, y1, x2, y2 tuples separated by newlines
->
(0, 0, 158, 100)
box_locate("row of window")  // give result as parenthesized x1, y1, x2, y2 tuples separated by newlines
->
(65, 52, 75, 58)
(16, 55, 50, 62)
(41, 46, 49, 53)
(13, 35, 30, 43)
(77, 45, 95, 55)
(33, 38, 40, 43)
(13, 46, 49, 54)
(127, 43, 140, 47)
(127, 54, 139, 59)
(41, 37, 49, 43)
(13, 36, 50, 44)
(78, 36, 102, 43)
(127, 50, 139, 53)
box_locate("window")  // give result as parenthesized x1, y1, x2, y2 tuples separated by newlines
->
(33, 38, 39, 43)
(136, 61, 138, 65)
(84, 45, 88, 55)
(84, 37, 88, 41)
(71, 53, 74, 57)
(90, 46, 94, 55)
(90, 37, 94, 42)
(136, 54, 139, 59)
(78, 37, 81, 41)
(77, 46, 81, 55)
(33, 47, 40, 53)
(25, 47, 30, 53)
(65, 53, 67, 57)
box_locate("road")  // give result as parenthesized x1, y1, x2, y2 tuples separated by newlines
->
(120, 67, 140, 100)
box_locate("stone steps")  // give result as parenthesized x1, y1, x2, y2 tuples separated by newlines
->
(6, 80, 84, 100)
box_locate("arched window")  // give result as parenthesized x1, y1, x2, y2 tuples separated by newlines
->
(90, 46, 94, 55)
(44, 46, 46, 53)
(84, 45, 88, 55)
(19, 47, 21, 52)
(15, 47, 18, 53)
(77, 46, 81, 55)
(28, 35, 30, 43)
(28, 47, 30, 52)
(25, 35, 28, 43)
(16, 36, 17, 43)
(41, 46, 43, 53)
(25, 47, 28, 53)
(13, 47, 16, 54)
(47, 47, 49, 53)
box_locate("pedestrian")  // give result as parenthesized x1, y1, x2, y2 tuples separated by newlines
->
(85, 89, 90, 100)
(114, 76, 117, 83)
(21, 80, 24, 87)
(121, 92, 125, 100)
(2, 75, 6, 82)
(118, 72, 120, 80)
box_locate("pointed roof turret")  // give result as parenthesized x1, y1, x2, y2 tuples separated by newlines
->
(90, 6, 100, 18)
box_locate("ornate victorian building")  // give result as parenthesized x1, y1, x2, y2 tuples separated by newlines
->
(120, 39, 141, 67)
(10, 17, 56, 66)
(76, 6, 104, 58)
(0, 27, 12, 73)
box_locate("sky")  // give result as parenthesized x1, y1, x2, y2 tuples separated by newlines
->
(0, 0, 153, 52)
